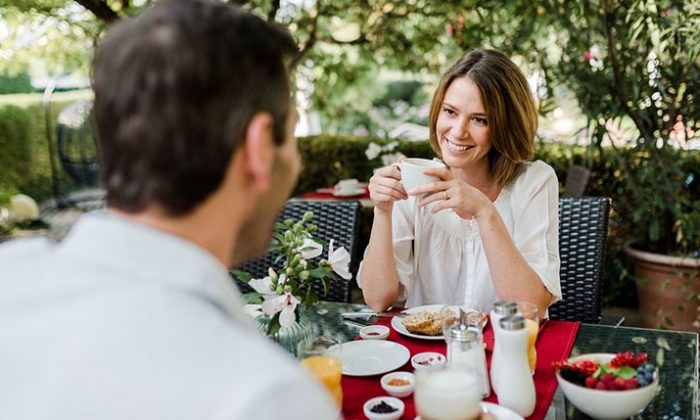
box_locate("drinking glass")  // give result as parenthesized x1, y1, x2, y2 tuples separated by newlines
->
(414, 365, 481, 420)
(297, 336, 343, 408)
(516, 302, 539, 374)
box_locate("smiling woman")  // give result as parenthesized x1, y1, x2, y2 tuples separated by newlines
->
(358, 48, 560, 318)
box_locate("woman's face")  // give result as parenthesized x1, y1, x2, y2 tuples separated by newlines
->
(435, 76, 492, 171)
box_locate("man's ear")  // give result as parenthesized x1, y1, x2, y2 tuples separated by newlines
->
(243, 112, 274, 192)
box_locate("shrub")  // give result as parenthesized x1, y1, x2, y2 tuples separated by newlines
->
(0, 106, 32, 189)
(0, 72, 33, 95)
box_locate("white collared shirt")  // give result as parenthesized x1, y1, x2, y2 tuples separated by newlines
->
(0, 214, 337, 420)
(358, 160, 562, 312)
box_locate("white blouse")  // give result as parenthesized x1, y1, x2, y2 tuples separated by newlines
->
(358, 160, 562, 312)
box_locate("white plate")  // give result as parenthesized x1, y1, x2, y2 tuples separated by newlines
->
(390, 304, 457, 341)
(332, 187, 365, 197)
(340, 340, 410, 376)
(480, 402, 524, 420)
(415, 403, 523, 420)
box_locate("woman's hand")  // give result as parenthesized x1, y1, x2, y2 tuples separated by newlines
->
(368, 164, 408, 213)
(407, 166, 493, 220)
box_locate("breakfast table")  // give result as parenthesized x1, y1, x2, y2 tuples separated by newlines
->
(303, 301, 698, 420)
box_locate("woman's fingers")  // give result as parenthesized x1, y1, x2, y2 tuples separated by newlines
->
(369, 166, 408, 202)
(408, 180, 451, 197)
(422, 165, 452, 180)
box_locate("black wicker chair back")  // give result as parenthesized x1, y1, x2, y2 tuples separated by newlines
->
(549, 197, 611, 323)
(233, 200, 361, 302)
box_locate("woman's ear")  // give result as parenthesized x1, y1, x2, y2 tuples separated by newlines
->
(243, 112, 274, 191)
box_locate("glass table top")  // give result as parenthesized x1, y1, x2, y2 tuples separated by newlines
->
(298, 302, 698, 419)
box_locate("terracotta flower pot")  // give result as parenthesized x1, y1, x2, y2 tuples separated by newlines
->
(624, 243, 700, 332)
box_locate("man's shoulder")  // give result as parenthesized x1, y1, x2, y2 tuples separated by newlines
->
(0, 236, 53, 266)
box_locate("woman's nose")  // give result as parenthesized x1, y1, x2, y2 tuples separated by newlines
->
(451, 117, 470, 139)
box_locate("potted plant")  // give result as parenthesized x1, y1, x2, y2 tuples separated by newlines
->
(538, 2, 700, 330)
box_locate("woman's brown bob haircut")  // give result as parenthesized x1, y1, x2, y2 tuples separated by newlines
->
(428, 48, 538, 187)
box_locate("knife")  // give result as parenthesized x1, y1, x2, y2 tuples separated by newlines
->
(341, 311, 408, 319)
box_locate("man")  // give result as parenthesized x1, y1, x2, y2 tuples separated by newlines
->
(0, 1, 338, 419)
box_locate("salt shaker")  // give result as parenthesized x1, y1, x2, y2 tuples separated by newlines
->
(489, 301, 517, 394)
(496, 315, 535, 417)
(446, 326, 490, 398)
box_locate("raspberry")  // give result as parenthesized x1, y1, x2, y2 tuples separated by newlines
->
(624, 378, 639, 390)
(614, 378, 626, 390)
(585, 377, 598, 388)
(601, 373, 615, 384)
(595, 382, 607, 390)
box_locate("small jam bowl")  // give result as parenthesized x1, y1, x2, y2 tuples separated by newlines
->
(381, 371, 415, 398)
(360, 325, 390, 340)
(363, 396, 405, 420)
(410, 352, 446, 370)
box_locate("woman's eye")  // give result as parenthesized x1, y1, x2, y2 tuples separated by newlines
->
(473, 117, 488, 126)
(442, 107, 456, 116)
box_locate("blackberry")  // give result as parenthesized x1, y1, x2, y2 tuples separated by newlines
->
(560, 367, 588, 386)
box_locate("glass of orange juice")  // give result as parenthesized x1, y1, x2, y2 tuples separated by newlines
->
(516, 302, 539, 374)
(297, 336, 343, 408)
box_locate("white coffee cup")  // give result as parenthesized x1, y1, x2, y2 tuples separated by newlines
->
(399, 158, 446, 192)
(334, 178, 359, 195)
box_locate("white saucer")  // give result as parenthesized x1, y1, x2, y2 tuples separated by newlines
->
(415, 403, 523, 420)
(340, 340, 410, 376)
(480, 402, 524, 420)
(332, 187, 365, 197)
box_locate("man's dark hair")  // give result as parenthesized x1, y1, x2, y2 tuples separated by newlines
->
(92, 0, 298, 216)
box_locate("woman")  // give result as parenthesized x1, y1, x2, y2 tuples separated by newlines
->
(358, 48, 561, 317)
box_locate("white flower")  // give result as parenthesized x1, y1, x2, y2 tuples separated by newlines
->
(384, 141, 399, 151)
(365, 142, 382, 160)
(381, 152, 405, 166)
(327, 239, 352, 280)
(8, 194, 39, 222)
(297, 238, 323, 259)
(249, 275, 275, 296)
(262, 292, 300, 327)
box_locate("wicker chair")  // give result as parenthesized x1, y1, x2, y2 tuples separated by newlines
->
(232, 200, 361, 303)
(549, 197, 611, 323)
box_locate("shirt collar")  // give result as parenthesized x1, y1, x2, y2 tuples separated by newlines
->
(58, 213, 257, 332)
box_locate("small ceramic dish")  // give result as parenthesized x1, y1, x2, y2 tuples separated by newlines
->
(360, 325, 390, 340)
(410, 352, 446, 370)
(363, 396, 405, 420)
(380, 371, 415, 398)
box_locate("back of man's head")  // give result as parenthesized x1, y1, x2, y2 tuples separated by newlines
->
(92, 0, 297, 216)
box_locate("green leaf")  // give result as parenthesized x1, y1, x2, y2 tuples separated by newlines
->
(267, 314, 282, 335)
(231, 270, 253, 283)
(617, 366, 637, 380)
(243, 292, 263, 304)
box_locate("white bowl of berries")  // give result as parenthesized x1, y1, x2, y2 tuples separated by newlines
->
(555, 352, 658, 420)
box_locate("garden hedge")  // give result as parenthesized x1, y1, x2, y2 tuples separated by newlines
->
(0, 102, 80, 204)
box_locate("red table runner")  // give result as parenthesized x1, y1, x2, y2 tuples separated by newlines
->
(341, 317, 579, 420)
(298, 186, 371, 201)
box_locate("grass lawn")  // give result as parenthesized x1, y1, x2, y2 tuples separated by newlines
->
(0, 90, 93, 108)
